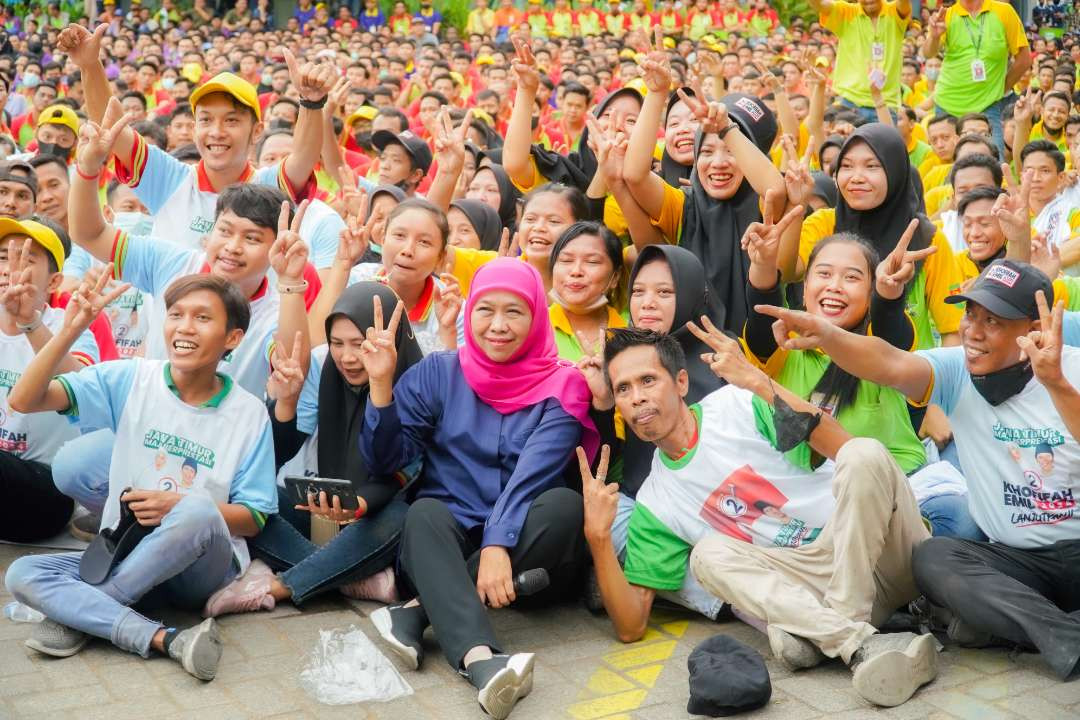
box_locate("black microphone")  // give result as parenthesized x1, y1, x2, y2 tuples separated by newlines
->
(513, 568, 550, 597)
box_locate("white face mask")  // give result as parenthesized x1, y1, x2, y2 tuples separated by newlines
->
(112, 211, 154, 236)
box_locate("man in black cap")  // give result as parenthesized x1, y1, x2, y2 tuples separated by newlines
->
(0, 160, 39, 220)
(372, 129, 432, 197)
(756, 259, 1080, 681)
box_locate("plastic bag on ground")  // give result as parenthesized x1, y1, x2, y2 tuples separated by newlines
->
(299, 624, 414, 705)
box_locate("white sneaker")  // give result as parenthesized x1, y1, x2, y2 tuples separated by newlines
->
(202, 560, 276, 617)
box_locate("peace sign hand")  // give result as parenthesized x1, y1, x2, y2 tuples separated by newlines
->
(1012, 89, 1040, 125)
(782, 134, 815, 208)
(742, 189, 803, 281)
(686, 315, 767, 391)
(875, 218, 937, 300)
(1017, 290, 1065, 387)
(433, 106, 473, 172)
(678, 85, 730, 136)
(63, 263, 131, 335)
(269, 200, 310, 285)
(496, 227, 520, 258)
(2, 238, 42, 326)
(360, 293, 405, 384)
(995, 166, 1033, 246)
(929, 6, 947, 39)
(753, 303, 836, 352)
(336, 212, 370, 270)
(268, 331, 306, 404)
(434, 272, 463, 335)
(75, 97, 135, 176)
(578, 444, 616, 544)
(511, 35, 540, 95)
(576, 329, 614, 410)
(326, 76, 350, 114)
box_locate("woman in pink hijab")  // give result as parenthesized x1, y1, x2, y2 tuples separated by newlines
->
(361, 258, 599, 720)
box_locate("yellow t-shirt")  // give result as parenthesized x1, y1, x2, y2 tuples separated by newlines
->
(922, 163, 953, 190)
(799, 208, 965, 341)
(925, 185, 954, 218)
(918, 152, 944, 181)
(512, 155, 630, 238)
(957, 250, 1073, 306)
(821, 0, 909, 108)
(768, 122, 810, 170)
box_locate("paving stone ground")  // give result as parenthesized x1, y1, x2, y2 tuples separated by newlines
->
(0, 543, 1076, 720)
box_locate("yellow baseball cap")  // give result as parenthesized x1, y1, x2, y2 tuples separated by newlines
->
(181, 62, 204, 85)
(189, 72, 261, 121)
(0, 218, 65, 272)
(345, 106, 378, 125)
(39, 104, 79, 138)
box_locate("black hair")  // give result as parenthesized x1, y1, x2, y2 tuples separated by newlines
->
(956, 112, 991, 135)
(1043, 90, 1072, 109)
(927, 113, 958, 131)
(214, 184, 290, 232)
(419, 90, 449, 106)
(171, 143, 202, 163)
(164, 274, 251, 334)
(376, 106, 409, 133)
(523, 182, 588, 222)
(120, 90, 148, 110)
(901, 106, 918, 123)
(803, 232, 880, 414)
(169, 102, 193, 122)
(949, 153, 1004, 188)
(28, 214, 71, 274)
(603, 327, 686, 387)
(957, 185, 1006, 217)
(28, 153, 69, 181)
(1020, 139, 1067, 172)
(954, 133, 1000, 161)
(386, 197, 449, 249)
(132, 119, 167, 150)
(255, 128, 294, 164)
(562, 81, 590, 102)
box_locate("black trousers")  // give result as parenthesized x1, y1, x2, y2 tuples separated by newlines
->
(0, 450, 74, 543)
(913, 536, 1080, 679)
(398, 487, 586, 670)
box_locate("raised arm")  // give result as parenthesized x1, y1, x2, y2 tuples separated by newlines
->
(624, 35, 673, 219)
(426, 107, 473, 212)
(8, 266, 129, 414)
(1019, 293, 1080, 443)
(281, 49, 336, 197)
(587, 115, 664, 249)
(319, 78, 351, 189)
(269, 200, 313, 377)
(69, 98, 134, 262)
(309, 209, 369, 346)
(58, 23, 137, 166)
(755, 304, 935, 402)
(504, 37, 541, 189)
(923, 6, 946, 60)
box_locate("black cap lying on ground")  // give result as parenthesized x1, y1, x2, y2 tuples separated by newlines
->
(687, 634, 772, 717)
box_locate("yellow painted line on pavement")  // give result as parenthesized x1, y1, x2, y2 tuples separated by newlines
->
(566, 610, 690, 719)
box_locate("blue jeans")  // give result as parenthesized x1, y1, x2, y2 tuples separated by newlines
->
(919, 493, 986, 541)
(610, 493, 725, 620)
(51, 428, 114, 514)
(839, 96, 897, 124)
(248, 488, 408, 604)
(5, 494, 237, 658)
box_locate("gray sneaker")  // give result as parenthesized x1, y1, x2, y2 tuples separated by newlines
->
(850, 632, 938, 707)
(25, 619, 89, 657)
(167, 618, 223, 681)
(767, 625, 826, 671)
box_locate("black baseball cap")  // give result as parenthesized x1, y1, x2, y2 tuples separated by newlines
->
(0, 160, 38, 200)
(372, 129, 433, 176)
(944, 259, 1054, 320)
(687, 634, 771, 716)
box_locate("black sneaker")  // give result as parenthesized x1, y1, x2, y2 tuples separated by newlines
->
(370, 603, 428, 670)
(465, 653, 535, 720)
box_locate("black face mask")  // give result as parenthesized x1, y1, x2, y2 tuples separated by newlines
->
(36, 142, 70, 159)
(355, 130, 373, 150)
(970, 360, 1033, 406)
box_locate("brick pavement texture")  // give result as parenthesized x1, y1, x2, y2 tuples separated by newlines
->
(0, 544, 1076, 720)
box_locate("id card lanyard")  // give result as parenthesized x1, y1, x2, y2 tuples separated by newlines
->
(962, 9, 988, 83)
(870, 9, 885, 66)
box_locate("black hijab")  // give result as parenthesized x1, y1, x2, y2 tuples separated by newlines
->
(833, 124, 934, 270)
(678, 94, 777, 337)
(621, 245, 724, 496)
(474, 164, 520, 231)
(529, 86, 644, 193)
(451, 199, 502, 251)
(810, 171, 838, 208)
(660, 88, 694, 188)
(317, 283, 424, 488)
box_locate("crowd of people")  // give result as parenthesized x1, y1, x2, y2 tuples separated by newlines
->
(0, 0, 1079, 717)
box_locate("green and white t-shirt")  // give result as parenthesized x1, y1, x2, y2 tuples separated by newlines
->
(623, 386, 836, 591)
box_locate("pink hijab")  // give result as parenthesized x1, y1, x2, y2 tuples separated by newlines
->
(459, 258, 599, 460)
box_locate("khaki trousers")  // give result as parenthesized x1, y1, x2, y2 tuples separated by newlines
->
(690, 438, 930, 663)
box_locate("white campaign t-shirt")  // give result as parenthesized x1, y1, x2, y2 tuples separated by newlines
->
(624, 386, 836, 591)
(920, 345, 1080, 548)
(58, 358, 278, 571)
(111, 232, 278, 396)
(0, 307, 99, 464)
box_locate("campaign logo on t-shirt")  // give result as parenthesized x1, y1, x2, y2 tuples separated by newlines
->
(142, 429, 217, 469)
(998, 424, 1074, 528)
(700, 465, 820, 548)
(986, 265, 1020, 288)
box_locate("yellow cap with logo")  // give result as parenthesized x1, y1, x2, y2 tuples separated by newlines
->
(0, 218, 66, 272)
(189, 72, 261, 121)
(345, 106, 378, 126)
(39, 104, 80, 138)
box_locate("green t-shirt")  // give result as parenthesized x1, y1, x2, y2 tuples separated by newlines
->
(908, 139, 933, 170)
(933, 0, 1027, 116)
(822, 0, 909, 108)
(773, 348, 927, 473)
